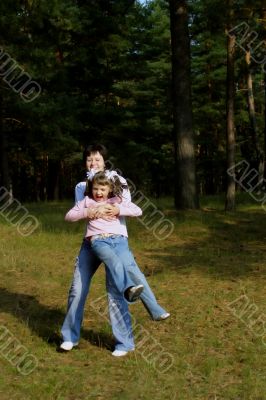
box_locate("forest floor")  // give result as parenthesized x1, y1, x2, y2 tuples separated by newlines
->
(0, 194, 265, 400)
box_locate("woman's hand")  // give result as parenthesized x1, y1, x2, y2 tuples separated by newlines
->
(95, 204, 120, 220)
(86, 204, 120, 220)
(86, 208, 98, 219)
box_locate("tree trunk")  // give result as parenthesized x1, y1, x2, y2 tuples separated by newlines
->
(47, 159, 62, 200)
(261, 5, 266, 180)
(264, 69, 266, 180)
(225, 0, 236, 211)
(245, 50, 264, 182)
(169, 0, 199, 209)
(0, 89, 10, 192)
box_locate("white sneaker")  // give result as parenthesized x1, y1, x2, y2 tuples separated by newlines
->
(156, 312, 170, 321)
(112, 349, 130, 357)
(127, 284, 144, 302)
(60, 341, 79, 351)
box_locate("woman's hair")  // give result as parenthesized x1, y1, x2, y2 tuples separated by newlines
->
(85, 171, 127, 199)
(82, 143, 108, 165)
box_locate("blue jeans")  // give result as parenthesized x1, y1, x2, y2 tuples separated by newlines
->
(61, 239, 134, 350)
(90, 235, 137, 299)
(116, 240, 167, 320)
(61, 238, 167, 350)
(91, 236, 167, 320)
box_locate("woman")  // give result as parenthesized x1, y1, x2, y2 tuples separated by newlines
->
(60, 144, 169, 356)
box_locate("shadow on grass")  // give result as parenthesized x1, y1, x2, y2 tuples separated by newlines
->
(0, 287, 114, 351)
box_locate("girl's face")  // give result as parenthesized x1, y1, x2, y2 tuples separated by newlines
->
(86, 151, 105, 172)
(92, 183, 111, 202)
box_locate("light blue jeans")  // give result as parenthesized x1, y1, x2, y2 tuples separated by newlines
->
(90, 235, 137, 300)
(61, 238, 167, 351)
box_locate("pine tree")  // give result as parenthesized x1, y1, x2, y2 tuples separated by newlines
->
(169, 0, 199, 208)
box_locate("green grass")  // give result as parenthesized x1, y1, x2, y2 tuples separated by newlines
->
(0, 194, 266, 400)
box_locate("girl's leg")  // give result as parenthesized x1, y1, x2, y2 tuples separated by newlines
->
(90, 238, 136, 296)
(61, 240, 101, 343)
(113, 238, 168, 320)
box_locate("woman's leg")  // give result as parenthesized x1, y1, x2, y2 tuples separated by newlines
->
(106, 285, 135, 352)
(61, 240, 101, 343)
(90, 237, 135, 351)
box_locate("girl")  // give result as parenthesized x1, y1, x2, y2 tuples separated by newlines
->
(65, 172, 144, 305)
(64, 171, 146, 356)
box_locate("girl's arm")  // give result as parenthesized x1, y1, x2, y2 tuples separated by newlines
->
(114, 199, 142, 217)
(65, 198, 96, 222)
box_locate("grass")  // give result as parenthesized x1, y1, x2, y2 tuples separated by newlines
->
(0, 194, 266, 400)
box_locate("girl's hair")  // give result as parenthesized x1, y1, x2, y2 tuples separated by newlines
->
(82, 143, 108, 165)
(85, 172, 127, 199)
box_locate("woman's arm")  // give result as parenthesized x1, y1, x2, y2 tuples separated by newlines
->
(75, 182, 86, 204)
(118, 175, 131, 202)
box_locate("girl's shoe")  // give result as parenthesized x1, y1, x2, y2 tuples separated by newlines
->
(155, 312, 170, 321)
(127, 284, 144, 302)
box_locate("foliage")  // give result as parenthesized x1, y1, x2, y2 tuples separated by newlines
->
(0, 0, 265, 201)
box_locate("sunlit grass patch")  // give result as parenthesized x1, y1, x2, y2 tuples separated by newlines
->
(0, 195, 266, 399)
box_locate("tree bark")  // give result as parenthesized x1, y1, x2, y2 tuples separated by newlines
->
(245, 50, 264, 182)
(0, 89, 10, 192)
(169, 0, 199, 209)
(47, 159, 63, 200)
(264, 68, 266, 180)
(261, 5, 266, 180)
(225, 0, 236, 211)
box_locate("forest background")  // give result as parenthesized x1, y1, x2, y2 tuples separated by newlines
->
(0, 0, 265, 206)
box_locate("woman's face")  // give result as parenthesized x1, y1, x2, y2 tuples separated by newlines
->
(86, 151, 105, 172)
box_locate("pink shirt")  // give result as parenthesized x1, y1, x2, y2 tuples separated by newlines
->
(65, 197, 142, 238)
